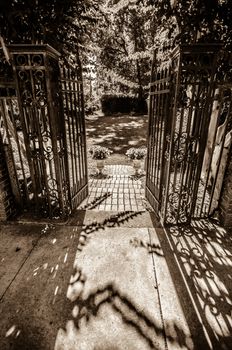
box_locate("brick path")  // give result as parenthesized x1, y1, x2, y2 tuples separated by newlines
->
(80, 165, 146, 211)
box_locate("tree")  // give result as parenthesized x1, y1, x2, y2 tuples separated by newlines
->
(145, 0, 232, 49)
(0, 0, 99, 61)
(92, 0, 158, 99)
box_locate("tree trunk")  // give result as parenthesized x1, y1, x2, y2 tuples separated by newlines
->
(136, 60, 143, 100)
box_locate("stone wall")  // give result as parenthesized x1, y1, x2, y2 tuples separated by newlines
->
(0, 140, 16, 220)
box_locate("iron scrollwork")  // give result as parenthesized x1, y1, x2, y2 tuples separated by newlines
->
(12, 50, 67, 218)
(166, 185, 192, 224)
(172, 132, 188, 164)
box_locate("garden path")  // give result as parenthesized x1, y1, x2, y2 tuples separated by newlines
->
(80, 164, 147, 212)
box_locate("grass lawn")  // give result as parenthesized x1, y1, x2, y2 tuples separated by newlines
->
(85, 113, 148, 174)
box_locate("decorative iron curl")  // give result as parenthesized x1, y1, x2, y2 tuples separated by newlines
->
(167, 185, 192, 224)
(16, 54, 28, 66)
(21, 88, 33, 106)
(34, 69, 45, 81)
(18, 70, 30, 82)
(172, 132, 188, 163)
(31, 54, 44, 66)
(43, 145, 54, 161)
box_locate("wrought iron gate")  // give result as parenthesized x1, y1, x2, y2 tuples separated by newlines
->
(146, 44, 232, 224)
(0, 44, 88, 219)
(146, 58, 173, 214)
(59, 62, 88, 211)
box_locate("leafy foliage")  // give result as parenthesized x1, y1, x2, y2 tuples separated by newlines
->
(0, 0, 99, 59)
(126, 147, 147, 160)
(92, 0, 158, 99)
(89, 145, 113, 159)
(144, 0, 232, 49)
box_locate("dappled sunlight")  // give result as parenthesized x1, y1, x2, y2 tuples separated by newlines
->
(55, 279, 165, 350)
(162, 221, 232, 349)
(54, 218, 196, 350)
(118, 121, 145, 128)
(0, 222, 89, 350)
(86, 114, 148, 156)
(128, 140, 141, 145)
(1, 215, 231, 349)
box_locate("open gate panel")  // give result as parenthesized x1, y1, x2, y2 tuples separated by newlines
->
(146, 62, 173, 214)
(0, 45, 88, 219)
(59, 64, 88, 211)
(146, 45, 232, 224)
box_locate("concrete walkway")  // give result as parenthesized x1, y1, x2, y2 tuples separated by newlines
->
(0, 164, 231, 350)
(0, 215, 231, 350)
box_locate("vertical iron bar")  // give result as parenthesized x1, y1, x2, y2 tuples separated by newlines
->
(67, 68, 78, 193)
(76, 77, 84, 185)
(163, 52, 182, 224)
(153, 73, 161, 193)
(12, 54, 39, 207)
(64, 68, 75, 193)
(79, 61, 88, 188)
(58, 64, 72, 212)
(45, 54, 65, 216)
(146, 51, 156, 192)
(157, 71, 165, 191)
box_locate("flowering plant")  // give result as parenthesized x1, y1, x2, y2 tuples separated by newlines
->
(125, 147, 147, 160)
(89, 145, 112, 160)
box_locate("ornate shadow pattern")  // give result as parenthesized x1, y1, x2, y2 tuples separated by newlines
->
(165, 220, 232, 349)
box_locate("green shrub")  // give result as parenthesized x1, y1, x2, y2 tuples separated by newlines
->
(126, 147, 147, 160)
(89, 145, 112, 159)
(100, 95, 147, 115)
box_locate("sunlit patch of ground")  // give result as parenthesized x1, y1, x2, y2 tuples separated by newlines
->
(85, 113, 148, 174)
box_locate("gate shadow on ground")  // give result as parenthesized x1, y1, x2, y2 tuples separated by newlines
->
(55, 210, 196, 350)
(56, 272, 194, 350)
(0, 209, 156, 350)
(153, 218, 232, 350)
(71, 210, 145, 253)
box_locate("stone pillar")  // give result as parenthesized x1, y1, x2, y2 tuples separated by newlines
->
(0, 140, 16, 220)
(219, 153, 232, 227)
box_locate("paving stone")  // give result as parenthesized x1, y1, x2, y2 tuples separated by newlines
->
(85, 165, 146, 211)
(105, 205, 111, 211)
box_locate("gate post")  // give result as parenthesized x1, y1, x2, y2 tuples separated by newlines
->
(8, 44, 70, 218)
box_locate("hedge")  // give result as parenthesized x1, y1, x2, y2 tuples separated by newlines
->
(100, 95, 148, 115)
